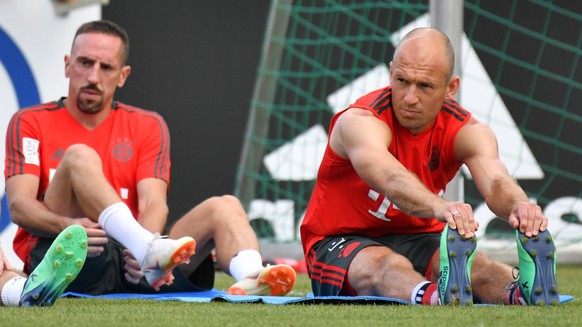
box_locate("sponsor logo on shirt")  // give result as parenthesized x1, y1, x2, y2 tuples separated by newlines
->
(22, 137, 40, 165)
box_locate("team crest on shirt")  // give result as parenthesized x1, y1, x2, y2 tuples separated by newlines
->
(428, 146, 440, 171)
(113, 138, 134, 162)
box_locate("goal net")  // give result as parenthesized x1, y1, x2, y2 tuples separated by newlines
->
(236, 0, 582, 263)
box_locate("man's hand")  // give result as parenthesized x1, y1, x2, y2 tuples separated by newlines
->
(0, 246, 13, 275)
(123, 249, 144, 285)
(508, 202, 547, 237)
(74, 218, 108, 257)
(436, 202, 479, 238)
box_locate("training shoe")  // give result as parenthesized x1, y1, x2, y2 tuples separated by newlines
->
(438, 225, 477, 305)
(20, 225, 88, 306)
(227, 264, 296, 296)
(141, 233, 196, 291)
(514, 229, 559, 306)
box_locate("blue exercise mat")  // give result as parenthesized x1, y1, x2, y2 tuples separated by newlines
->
(62, 290, 574, 305)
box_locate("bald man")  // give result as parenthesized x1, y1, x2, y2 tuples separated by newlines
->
(300, 28, 558, 306)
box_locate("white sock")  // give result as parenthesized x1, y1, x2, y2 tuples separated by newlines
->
(229, 249, 263, 281)
(98, 202, 154, 263)
(1, 276, 26, 306)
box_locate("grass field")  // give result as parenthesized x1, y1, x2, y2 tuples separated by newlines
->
(1, 265, 581, 327)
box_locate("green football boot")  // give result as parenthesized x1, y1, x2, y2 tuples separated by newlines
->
(20, 225, 88, 306)
(515, 229, 559, 306)
(438, 225, 477, 305)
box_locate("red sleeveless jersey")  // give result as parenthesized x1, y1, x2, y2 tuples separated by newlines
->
(300, 86, 471, 254)
(4, 98, 171, 270)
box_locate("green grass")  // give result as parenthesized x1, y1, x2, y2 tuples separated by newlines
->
(2, 265, 581, 327)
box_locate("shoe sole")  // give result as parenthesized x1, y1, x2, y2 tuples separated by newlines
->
(227, 264, 297, 296)
(439, 226, 476, 305)
(260, 265, 297, 296)
(20, 225, 88, 306)
(148, 238, 196, 290)
(517, 230, 559, 306)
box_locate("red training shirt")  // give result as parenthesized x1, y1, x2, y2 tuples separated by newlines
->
(300, 86, 471, 255)
(4, 98, 171, 272)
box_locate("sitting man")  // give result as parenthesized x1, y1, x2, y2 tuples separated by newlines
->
(300, 27, 558, 305)
(4, 20, 295, 298)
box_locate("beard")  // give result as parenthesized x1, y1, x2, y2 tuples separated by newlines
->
(76, 85, 104, 114)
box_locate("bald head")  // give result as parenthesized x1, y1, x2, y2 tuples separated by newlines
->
(393, 28, 455, 82)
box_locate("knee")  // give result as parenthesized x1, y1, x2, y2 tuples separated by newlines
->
(63, 144, 101, 168)
(204, 194, 243, 209)
(212, 194, 243, 206)
(380, 253, 415, 273)
(350, 250, 414, 292)
(200, 195, 247, 220)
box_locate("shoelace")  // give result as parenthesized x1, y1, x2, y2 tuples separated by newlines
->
(504, 267, 520, 291)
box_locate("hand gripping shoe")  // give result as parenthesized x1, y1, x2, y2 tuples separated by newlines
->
(227, 264, 296, 296)
(438, 225, 476, 305)
(515, 229, 559, 306)
(20, 225, 88, 306)
(141, 233, 197, 291)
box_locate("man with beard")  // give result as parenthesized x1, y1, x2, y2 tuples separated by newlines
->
(3, 20, 295, 304)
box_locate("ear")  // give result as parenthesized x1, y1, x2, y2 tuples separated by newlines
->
(445, 75, 460, 100)
(117, 65, 131, 88)
(64, 55, 71, 78)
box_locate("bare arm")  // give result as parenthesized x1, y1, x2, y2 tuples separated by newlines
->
(6, 174, 76, 236)
(6, 173, 109, 258)
(0, 246, 13, 275)
(331, 108, 476, 235)
(136, 177, 169, 234)
(456, 117, 546, 236)
(122, 177, 169, 284)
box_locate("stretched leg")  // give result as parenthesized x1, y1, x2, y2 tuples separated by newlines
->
(348, 246, 428, 300)
(169, 195, 259, 274)
(171, 195, 295, 296)
(308, 235, 440, 304)
(468, 252, 514, 303)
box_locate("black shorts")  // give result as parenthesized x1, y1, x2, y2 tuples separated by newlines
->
(29, 236, 215, 295)
(307, 233, 440, 296)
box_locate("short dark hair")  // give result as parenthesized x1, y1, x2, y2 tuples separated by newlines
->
(73, 20, 130, 65)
